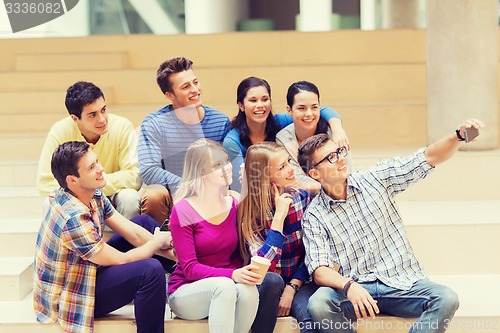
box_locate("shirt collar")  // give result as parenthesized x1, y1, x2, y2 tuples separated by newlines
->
(318, 174, 362, 207)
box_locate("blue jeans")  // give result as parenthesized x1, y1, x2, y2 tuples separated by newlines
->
(252, 272, 320, 333)
(308, 279, 459, 333)
(106, 214, 176, 273)
(94, 214, 170, 333)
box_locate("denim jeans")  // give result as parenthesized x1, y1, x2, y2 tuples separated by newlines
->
(168, 277, 259, 333)
(252, 272, 320, 333)
(291, 281, 320, 333)
(94, 214, 170, 333)
(308, 279, 459, 333)
(106, 214, 177, 272)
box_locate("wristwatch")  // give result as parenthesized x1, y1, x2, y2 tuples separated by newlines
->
(287, 282, 300, 292)
(455, 127, 465, 141)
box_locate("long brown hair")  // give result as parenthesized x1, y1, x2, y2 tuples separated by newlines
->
(238, 141, 285, 262)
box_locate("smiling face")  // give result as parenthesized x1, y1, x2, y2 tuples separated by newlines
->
(71, 96, 108, 144)
(268, 149, 296, 189)
(166, 69, 202, 109)
(308, 140, 349, 187)
(238, 85, 272, 126)
(287, 89, 320, 133)
(70, 150, 106, 193)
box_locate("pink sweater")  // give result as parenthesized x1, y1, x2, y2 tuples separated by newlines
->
(167, 197, 243, 294)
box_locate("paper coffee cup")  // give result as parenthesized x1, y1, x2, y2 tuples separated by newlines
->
(250, 256, 271, 284)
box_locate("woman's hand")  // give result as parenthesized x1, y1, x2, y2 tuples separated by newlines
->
(331, 124, 350, 151)
(155, 247, 177, 262)
(270, 184, 293, 231)
(232, 264, 262, 284)
(165, 247, 177, 262)
(273, 184, 293, 215)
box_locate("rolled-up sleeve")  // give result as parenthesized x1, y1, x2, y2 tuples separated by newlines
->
(302, 211, 335, 275)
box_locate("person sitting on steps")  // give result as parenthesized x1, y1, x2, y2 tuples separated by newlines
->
(34, 141, 176, 333)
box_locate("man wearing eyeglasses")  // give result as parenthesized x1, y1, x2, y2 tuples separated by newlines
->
(296, 119, 483, 333)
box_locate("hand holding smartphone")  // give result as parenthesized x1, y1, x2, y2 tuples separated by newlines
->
(464, 127, 479, 143)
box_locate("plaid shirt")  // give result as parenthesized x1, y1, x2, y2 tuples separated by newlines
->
(33, 188, 114, 333)
(250, 188, 311, 282)
(302, 148, 433, 290)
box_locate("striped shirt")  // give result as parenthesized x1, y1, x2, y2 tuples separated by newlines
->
(250, 189, 311, 283)
(33, 188, 114, 332)
(302, 148, 433, 290)
(138, 104, 231, 191)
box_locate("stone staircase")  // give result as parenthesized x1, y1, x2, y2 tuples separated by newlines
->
(1, 153, 499, 333)
(1, 30, 500, 332)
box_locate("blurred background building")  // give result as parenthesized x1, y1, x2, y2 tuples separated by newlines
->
(0, 0, 449, 38)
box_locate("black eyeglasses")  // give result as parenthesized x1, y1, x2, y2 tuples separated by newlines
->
(311, 146, 348, 169)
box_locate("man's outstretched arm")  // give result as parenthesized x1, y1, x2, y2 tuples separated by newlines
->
(425, 118, 484, 167)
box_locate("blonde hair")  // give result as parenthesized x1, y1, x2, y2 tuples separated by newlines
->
(238, 141, 286, 262)
(174, 139, 229, 203)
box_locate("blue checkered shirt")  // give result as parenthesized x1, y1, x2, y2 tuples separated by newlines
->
(302, 148, 433, 290)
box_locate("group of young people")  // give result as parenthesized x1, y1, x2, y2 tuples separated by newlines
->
(33, 55, 483, 333)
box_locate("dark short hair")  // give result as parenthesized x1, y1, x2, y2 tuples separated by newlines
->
(157, 56, 194, 94)
(65, 81, 105, 119)
(51, 141, 90, 189)
(298, 133, 331, 174)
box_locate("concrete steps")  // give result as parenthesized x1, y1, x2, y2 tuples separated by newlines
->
(0, 103, 155, 134)
(400, 201, 500, 275)
(0, 275, 498, 333)
(0, 64, 426, 108)
(15, 52, 129, 72)
(0, 87, 115, 112)
(0, 30, 427, 72)
(0, 218, 39, 258)
(1, 294, 302, 333)
(0, 291, 301, 333)
(0, 160, 37, 187)
(0, 90, 66, 111)
(0, 187, 44, 219)
(354, 148, 500, 201)
(0, 134, 46, 160)
(0, 257, 33, 302)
